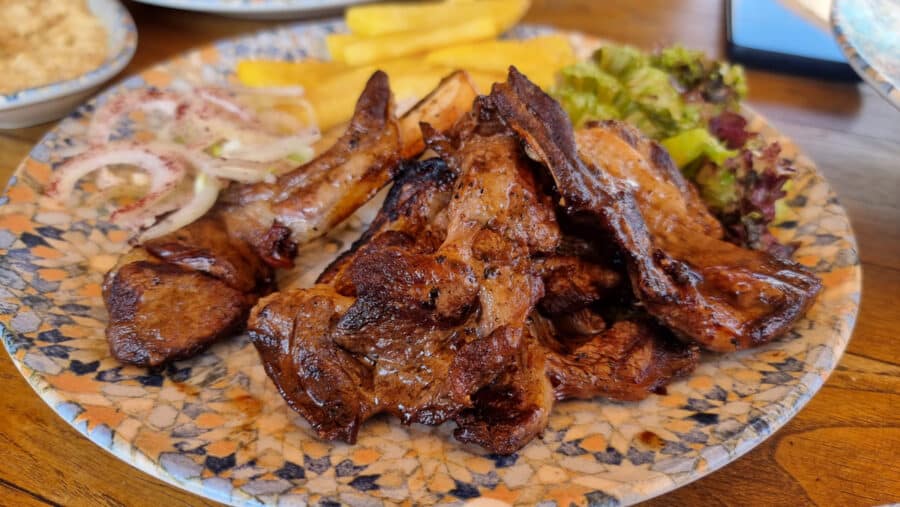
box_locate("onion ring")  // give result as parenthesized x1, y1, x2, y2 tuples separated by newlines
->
(138, 173, 222, 241)
(47, 142, 186, 225)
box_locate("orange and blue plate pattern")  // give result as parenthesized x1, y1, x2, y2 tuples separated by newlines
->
(0, 23, 860, 506)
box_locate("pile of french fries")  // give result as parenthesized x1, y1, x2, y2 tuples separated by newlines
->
(236, 0, 576, 131)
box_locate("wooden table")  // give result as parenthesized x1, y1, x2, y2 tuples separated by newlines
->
(1, 1, 897, 505)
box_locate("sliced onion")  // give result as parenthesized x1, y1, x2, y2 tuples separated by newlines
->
(219, 132, 319, 163)
(147, 141, 289, 183)
(138, 173, 222, 241)
(90, 87, 259, 147)
(88, 89, 183, 146)
(195, 87, 256, 122)
(54, 86, 319, 235)
(232, 84, 306, 97)
(205, 159, 293, 181)
(256, 109, 309, 134)
(47, 143, 186, 225)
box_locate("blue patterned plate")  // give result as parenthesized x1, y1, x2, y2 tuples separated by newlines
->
(0, 21, 860, 506)
(832, 0, 900, 109)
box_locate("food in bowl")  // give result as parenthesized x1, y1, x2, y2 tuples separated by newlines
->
(0, 0, 108, 95)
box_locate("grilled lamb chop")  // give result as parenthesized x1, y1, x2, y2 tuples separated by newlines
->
(249, 101, 562, 450)
(488, 67, 821, 352)
(248, 92, 699, 452)
(104, 71, 477, 366)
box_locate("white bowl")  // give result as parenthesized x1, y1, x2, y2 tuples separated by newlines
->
(0, 0, 138, 129)
(131, 0, 374, 20)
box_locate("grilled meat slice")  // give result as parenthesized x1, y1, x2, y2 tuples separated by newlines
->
(532, 312, 698, 401)
(142, 213, 271, 293)
(104, 72, 403, 366)
(535, 254, 622, 316)
(316, 157, 456, 293)
(104, 249, 257, 366)
(249, 108, 562, 451)
(576, 123, 822, 350)
(453, 338, 554, 454)
(589, 120, 725, 238)
(489, 67, 821, 352)
(103, 221, 271, 366)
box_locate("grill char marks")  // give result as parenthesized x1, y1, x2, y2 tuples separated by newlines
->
(489, 67, 821, 352)
(248, 94, 700, 453)
(103, 245, 260, 366)
(112, 66, 822, 453)
(104, 72, 407, 367)
(249, 103, 563, 450)
(532, 313, 699, 402)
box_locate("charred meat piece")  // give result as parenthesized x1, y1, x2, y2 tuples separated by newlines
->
(453, 339, 553, 455)
(104, 72, 399, 366)
(248, 105, 562, 452)
(576, 123, 822, 350)
(316, 157, 457, 293)
(535, 254, 622, 316)
(489, 67, 821, 352)
(531, 312, 698, 402)
(104, 248, 257, 366)
(103, 219, 271, 366)
(105, 71, 479, 366)
(583, 120, 724, 238)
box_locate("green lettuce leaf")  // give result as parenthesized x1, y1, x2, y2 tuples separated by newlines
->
(661, 128, 736, 168)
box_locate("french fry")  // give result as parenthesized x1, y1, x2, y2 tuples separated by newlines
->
(345, 0, 530, 37)
(325, 33, 356, 62)
(425, 35, 575, 71)
(236, 0, 546, 132)
(306, 58, 445, 130)
(459, 69, 507, 94)
(306, 90, 357, 132)
(235, 59, 347, 89)
(398, 70, 478, 158)
(425, 35, 576, 88)
(305, 65, 384, 130)
(339, 17, 498, 66)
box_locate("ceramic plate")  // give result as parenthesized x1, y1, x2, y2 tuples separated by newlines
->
(832, 0, 900, 109)
(131, 0, 374, 19)
(0, 21, 860, 506)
